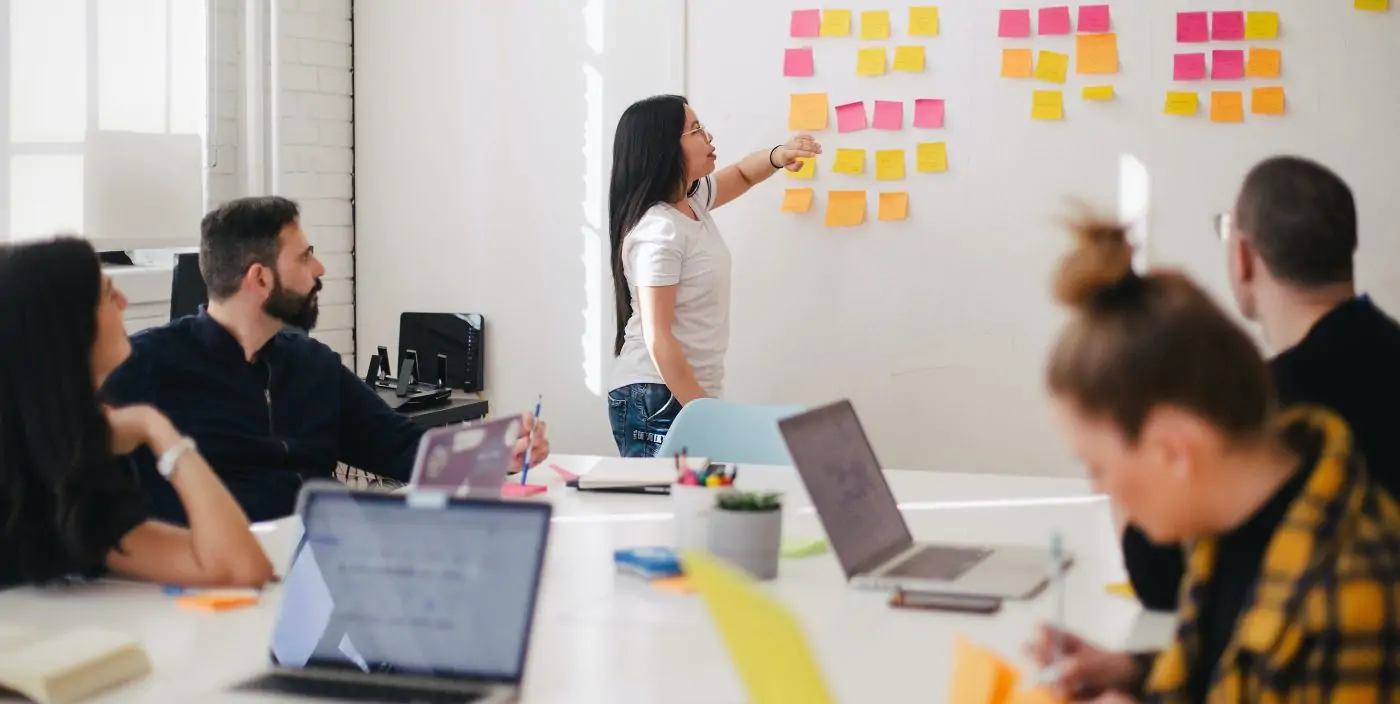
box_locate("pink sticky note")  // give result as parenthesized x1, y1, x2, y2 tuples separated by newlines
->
(1078, 5, 1111, 33)
(502, 484, 548, 498)
(791, 9, 821, 37)
(913, 98, 945, 128)
(1211, 11, 1245, 41)
(1177, 12, 1208, 42)
(1038, 6, 1071, 35)
(998, 9, 1032, 38)
(1211, 49, 1245, 80)
(835, 101, 868, 133)
(1173, 53, 1207, 81)
(784, 47, 814, 77)
(872, 101, 904, 130)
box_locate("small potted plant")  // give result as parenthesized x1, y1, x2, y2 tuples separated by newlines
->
(706, 490, 783, 580)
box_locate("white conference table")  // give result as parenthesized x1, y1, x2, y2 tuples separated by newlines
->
(0, 455, 1176, 703)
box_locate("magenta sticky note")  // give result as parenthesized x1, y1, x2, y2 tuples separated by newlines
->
(872, 101, 904, 130)
(998, 9, 1032, 38)
(1177, 12, 1208, 42)
(835, 101, 868, 133)
(784, 48, 814, 77)
(1211, 49, 1245, 80)
(1173, 53, 1207, 81)
(913, 99, 945, 128)
(1078, 5, 1111, 33)
(1211, 11, 1245, 41)
(1038, 6, 1071, 35)
(791, 9, 821, 37)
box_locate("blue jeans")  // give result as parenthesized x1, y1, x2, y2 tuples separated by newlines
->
(608, 383, 681, 457)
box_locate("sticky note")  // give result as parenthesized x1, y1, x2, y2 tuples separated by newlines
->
(1078, 5, 1111, 33)
(893, 45, 926, 72)
(857, 48, 887, 76)
(835, 101, 868, 132)
(1001, 48, 1033, 78)
(1082, 85, 1114, 100)
(788, 93, 828, 130)
(948, 636, 1020, 704)
(1076, 33, 1118, 74)
(1177, 12, 1208, 42)
(875, 149, 905, 180)
(878, 192, 909, 221)
(681, 551, 836, 704)
(860, 10, 891, 39)
(177, 594, 260, 612)
(916, 142, 948, 172)
(825, 191, 866, 227)
(784, 48, 814, 77)
(1356, 0, 1389, 10)
(1031, 90, 1064, 120)
(832, 148, 866, 174)
(780, 537, 828, 558)
(1210, 91, 1244, 123)
(821, 9, 852, 37)
(1105, 581, 1136, 598)
(913, 98, 945, 128)
(1013, 687, 1063, 704)
(1246, 11, 1279, 39)
(1211, 50, 1245, 80)
(1037, 6, 1071, 35)
(872, 100, 904, 130)
(1034, 51, 1069, 84)
(909, 6, 940, 36)
(781, 188, 814, 213)
(998, 9, 1032, 38)
(1252, 86, 1286, 115)
(1247, 48, 1281, 78)
(651, 576, 696, 594)
(786, 156, 817, 179)
(791, 9, 821, 37)
(1174, 53, 1207, 81)
(1165, 91, 1199, 116)
(1210, 11, 1245, 41)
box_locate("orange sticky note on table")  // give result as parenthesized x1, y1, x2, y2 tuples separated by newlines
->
(781, 188, 814, 213)
(825, 191, 866, 226)
(788, 93, 828, 131)
(1210, 91, 1244, 123)
(1033, 51, 1069, 84)
(878, 192, 909, 221)
(177, 593, 260, 612)
(916, 142, 947, 173)
(1164, 91, 1199, 116)
(1001, 49, 1033, 78)
(786, 156, 816, 179)
(1246, 48, 1281, 78)
(820, 9, 852, 36)
(948, 636, 1020, 704)
(1076, 34, 1118, 74)
(1251, 86, 1286, 115)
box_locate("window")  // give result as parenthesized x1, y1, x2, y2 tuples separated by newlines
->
(2, 0, 208, 245)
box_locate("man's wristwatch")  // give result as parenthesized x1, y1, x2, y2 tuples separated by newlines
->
(157, 437, 197, 479)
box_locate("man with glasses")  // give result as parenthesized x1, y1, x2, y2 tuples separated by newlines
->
(1122, 155, 1400, 611)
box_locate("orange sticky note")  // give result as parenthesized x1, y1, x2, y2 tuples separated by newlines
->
(1013, 686, 1066, 704)
(1251, 86, 1286, 115)
(821, 9, 852, 37)
(1246, 48, 1281, 78)
(788, 93, 829, 131)
(948, 636, 1020, 704)
(652, 576, 697, 594)
(786, 156, 817, 179)
(1033, 50, 1069, 84)
(1210, 91, 1244, 123)
(916, 142, 948, 173)
(1075, 33, 1118, 74)
(1032, 90, 1064, 120)
(1001, 48, 1033, 78)
(857, 48, 888, 76)
(878, 192, 909, 221)
(781, 188, 814, 213)
(825, 191, 866, 227)
(1164, 91, 1199, 116)
(176, 594, 260, 612)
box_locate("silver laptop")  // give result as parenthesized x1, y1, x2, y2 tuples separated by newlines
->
(409, 414, 522, 498)
(236, 483, 552, 702)
(778, 400, 1067, 599)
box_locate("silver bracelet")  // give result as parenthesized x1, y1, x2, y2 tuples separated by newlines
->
(157, 437, 197, 480)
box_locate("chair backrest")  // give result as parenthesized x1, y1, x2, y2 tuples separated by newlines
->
(657, 398, 807, 466)
(169, 252, 208, 320)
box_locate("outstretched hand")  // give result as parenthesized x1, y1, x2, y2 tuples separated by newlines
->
(775, 133, 822, 171)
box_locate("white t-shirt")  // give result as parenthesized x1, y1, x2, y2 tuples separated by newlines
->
(612, 175, 732, 398)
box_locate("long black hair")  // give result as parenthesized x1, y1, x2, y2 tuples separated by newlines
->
(609, 94, 698, 356)
(0, 238, 139, 582)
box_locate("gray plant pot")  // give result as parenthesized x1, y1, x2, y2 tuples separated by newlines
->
(706, 506, 783, 580)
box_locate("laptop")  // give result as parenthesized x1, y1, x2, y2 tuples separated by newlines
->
(778, 400, 1066, 599)
(409, 414, 522, 497)
(235, 484, 552, 702)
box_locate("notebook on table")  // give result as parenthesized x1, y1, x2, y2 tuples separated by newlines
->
(0, 624, 151, 704)
(568, 457, 710, 494)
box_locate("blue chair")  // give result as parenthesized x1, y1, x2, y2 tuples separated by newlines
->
(657, 398, 807, 466)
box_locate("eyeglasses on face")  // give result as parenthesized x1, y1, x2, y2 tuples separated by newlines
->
(682, 124, 711, 140)
(1213, 212, 1233, 241)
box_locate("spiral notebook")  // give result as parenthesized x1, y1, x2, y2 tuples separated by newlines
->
(571, 457, 709, 493)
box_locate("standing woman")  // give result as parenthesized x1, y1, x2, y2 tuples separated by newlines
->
(607, 94, 820, 457)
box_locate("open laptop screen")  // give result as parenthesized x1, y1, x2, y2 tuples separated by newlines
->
(269, 490, 551, 683)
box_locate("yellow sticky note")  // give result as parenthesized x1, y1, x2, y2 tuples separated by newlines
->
(1246, 48, 1281, 78)
(893, 46, 926, 72)
(1356, 0, 1389, 11)
(1245, 11, 1279, 39)
(1164, 91, 1199, 116)
(781, 188, 814, 213)
(878, 192, 909, 221)
(875, 150, 905, 181)
(916, 142, 948, 173)
(1001, 48, 1033, 78)
(909, 6, 940, 36)
(1082, 85, 1114, 101)
(820, 9, 852, 37)
(857, 48, 887, 76)
(786, 156, 817, 179)
(832, 148, 865, 175)
(1105, 581, 1136, 599)
(1031, 90, 1064, 120)
(1210, 91, 1244, 123)
(681, 551, 835, 704)
(825, 191, 867, 227)
(860, 10, 891, 39)
(948, 636, 1020, 704)
(1252, 86, 1286, 115)
(1075, 33, 1118, 74)
(1033, 51, 1069, 84)
(788, 93, 829, 131)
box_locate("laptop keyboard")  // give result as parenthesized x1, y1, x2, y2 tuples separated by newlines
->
(238, 673, 487, 703)
(884, 546, 993, 581)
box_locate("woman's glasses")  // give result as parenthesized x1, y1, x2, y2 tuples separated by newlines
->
(683, 124, 712, 141)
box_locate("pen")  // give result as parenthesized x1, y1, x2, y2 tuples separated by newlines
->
(1045, 530, 1066, 683)
(520, 395, 542, 485)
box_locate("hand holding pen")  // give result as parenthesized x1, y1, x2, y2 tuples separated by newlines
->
(519, 395, 543, 485)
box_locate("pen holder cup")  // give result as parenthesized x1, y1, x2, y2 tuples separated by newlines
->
(672, 484, 736, 551)
(706, 505, 783, 581)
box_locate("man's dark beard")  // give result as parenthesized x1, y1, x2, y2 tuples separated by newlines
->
(264, 275, 322, 331)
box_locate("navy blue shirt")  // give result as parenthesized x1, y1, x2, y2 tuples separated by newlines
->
(102, 313, 425, 524)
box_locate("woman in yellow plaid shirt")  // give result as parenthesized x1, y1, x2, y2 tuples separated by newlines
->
(1026, 215, 1400, 703)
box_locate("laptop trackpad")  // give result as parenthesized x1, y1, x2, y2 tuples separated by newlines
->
(235, 672, 486, 703)
(884, 546, 992, 581)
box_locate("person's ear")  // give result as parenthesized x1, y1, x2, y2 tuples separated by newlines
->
(1138, 405, 1215, 484)
(243, 263, 274, 297)
(1232, 236, 1257, 285)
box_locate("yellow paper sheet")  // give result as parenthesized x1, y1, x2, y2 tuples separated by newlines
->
(1034, 51, 1069, 84)
(786, 156, 817, 179)
(916, 142, 947, 173)
(1355, 0, 1389, 11)
(875, 150, 905, 181)
(832, 148, 865, 175)
(1032, 90, 1064, 120)
(1246, 48, 1281, 78)
(1082, 85, 1114, 101)
(781, 188, 814, 213)
(1075, 33, 1118, 74)
(948, 636, 1020, 704)
(909, 6, 940, 36)
(1210, 91, 1244, 123)
(1251, 86, 1286, 115)
(860, 10, 891, 39)
(788, 93, 829, 131)
(893, 46, 926, 72)
(878, 192, 909, 221)
(1001, 48, 1033, 78)
(1164, 91, 1199, 116)
(681, 551, 835, 704)
(1245, 11, 1279, 39)
(820, 9, 852, 37)
(857, 48, 887, 76)
(825, 191, 866, 227)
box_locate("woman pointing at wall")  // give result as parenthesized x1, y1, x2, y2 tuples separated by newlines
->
(607, 94, 820, 457)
